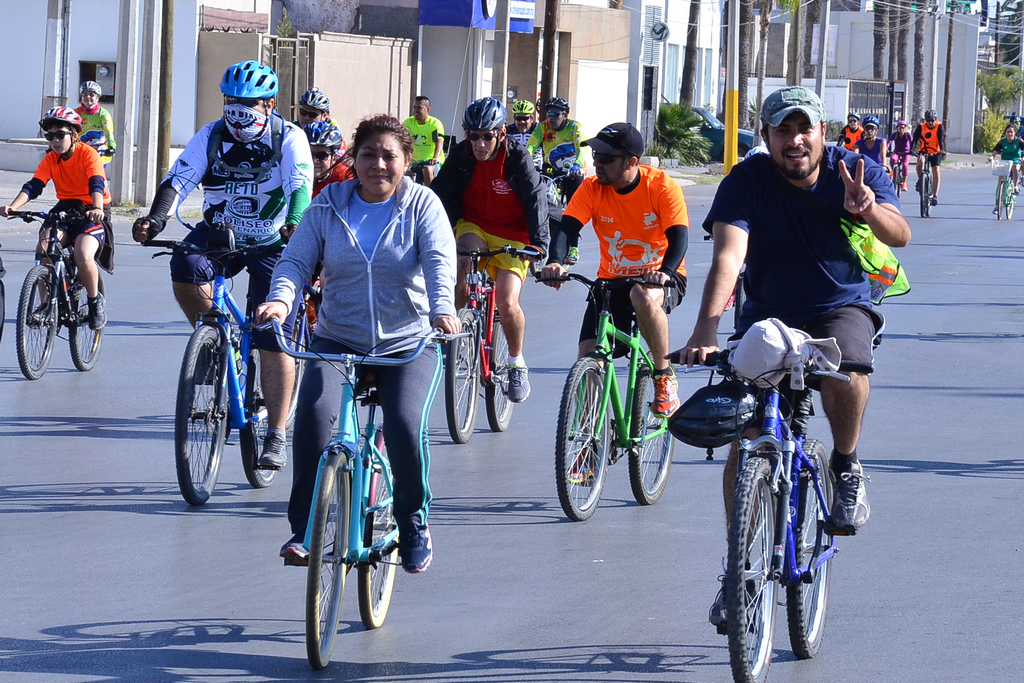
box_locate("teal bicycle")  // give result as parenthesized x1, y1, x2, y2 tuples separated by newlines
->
(542, 273, 676, 521)
(272, 320, 450, 669)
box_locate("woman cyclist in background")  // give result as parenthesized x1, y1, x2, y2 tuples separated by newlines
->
(889, 120, 913, 192)
(853, 116, 887, 172)
(257, 114, 459, 574)
(76, 81, 116, 168)
(989, 123, 1023, 213)
(304, 121, 351, 198)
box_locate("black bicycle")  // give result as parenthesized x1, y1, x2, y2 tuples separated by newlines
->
(9, 210, 105, 380)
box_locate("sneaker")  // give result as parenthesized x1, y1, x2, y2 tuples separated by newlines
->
(901, 181, 907, 192)
(567, 449, 596, 485)
(280, 540, 309, 567)
(399, 523, 433, 573)
(507, 364, 531, 403)
(709, 575, 727, 634)
(931, 196, 938, 206)
(87, 294, 107, 331)
(651, 371, 680, 418)
(915, 178, 921, 192)
(827, 461, 871, 535)
(994, 206, 1000, 215)
(258, 431, 288, 470)
(565, 246, 580, 266)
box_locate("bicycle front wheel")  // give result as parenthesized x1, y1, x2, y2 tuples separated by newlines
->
(287, 295, 313, 429)
(726, 456, 779, 683)
(174, 325, 228, 506)
(69, 275, 104, 372)
(240, 347, 275, 489)
(15, 264, 58, 380)
(306, 452, 351, 670)
(920, 171, 931, 218)
(485, 312, 514, 432)
(787, 439, 834, 659)
(627, 365, 674, 506)
(554, 357, 611, 522)
(358, 431, 398, 630)
(1007, 181, 1016, 220)
(444, 308, 479, 444)
(996, 178, 1005, 220)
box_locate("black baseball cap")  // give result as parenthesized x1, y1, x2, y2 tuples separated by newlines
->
(583, 122, 644, 158)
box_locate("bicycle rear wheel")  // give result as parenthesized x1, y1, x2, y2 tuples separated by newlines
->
(726, 456, 779, 683)
(996, 178, 1005, 220)
(306, 452, 351, 670)
(787, 439, 834, 659)
(444, 308, 479, 444)
(240, 347, 276, 489)
(69, 275, 104, 372)
(485, 313, 514, 432)
(15, 264, 58, 380)
(174, 325, 228, 505)
(1007, 181, 1016, 220)
(920, 171, 931, 218)
(358, 431, 398, 630)
(627, 365, 674, 506)
(554, 357, 611, 522)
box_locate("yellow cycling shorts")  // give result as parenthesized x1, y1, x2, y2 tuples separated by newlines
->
(454, 220, 529, 282)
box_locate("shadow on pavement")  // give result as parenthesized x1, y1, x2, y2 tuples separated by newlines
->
(0, 414, 174, 440)
(861, 458, 1024, 479)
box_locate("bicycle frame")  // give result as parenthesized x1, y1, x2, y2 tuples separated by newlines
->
(204, 275, 262, 433)
(463, 260, 497, 386)
(739, 389, 836, 584)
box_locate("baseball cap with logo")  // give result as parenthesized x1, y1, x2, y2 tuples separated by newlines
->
(582, 122, 645, 158)
(760, 86, 827, 128)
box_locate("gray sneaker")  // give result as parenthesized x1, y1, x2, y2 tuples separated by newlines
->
(709, 575, 727, 635)
(828, 461, 870, 535)
(507, 364, 531, 403)
(258, 431, 288, 470)
(88, 294, 107, 331)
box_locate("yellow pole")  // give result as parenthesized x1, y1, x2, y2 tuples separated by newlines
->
(724, 0, 740, 173)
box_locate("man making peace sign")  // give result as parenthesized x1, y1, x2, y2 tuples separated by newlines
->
(676, 86, 911, 627)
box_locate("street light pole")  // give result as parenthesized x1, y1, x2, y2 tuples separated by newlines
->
(110, 0, 139, 204)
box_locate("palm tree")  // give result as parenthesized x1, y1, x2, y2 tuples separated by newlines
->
(786, 0, 804, 86)
(913, 3, 926, 121)
(897, 0, 910, 88)
(753, 0, 775, 127)
(740, 0, 754, 126)
(680, 0, 700, 105)
(803, 0, 822, 79)
(873, 0, 888, 80)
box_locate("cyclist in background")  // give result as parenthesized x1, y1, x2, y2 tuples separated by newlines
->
(0, 107, 113, 329)
(305, 121, 351, 198)
(853, 116, 887, 171)
(676, 86, 911, 627)
(889, 119, 913, 192)
(403, 96, 445, 186)
(294, 87, 337, 129)
(837, 111, 862, 150)
(76, 81, 116, 168)
(989, 123, 1023, 213)
(506, 99, 543, 167)
(256, 114, 458, 572)
(539, 122, 688, 418)
(431, 97, 548, 403)
(528, 97, 585, 203)
(130, 61, 313, 471)
(913, 109, 945, 205)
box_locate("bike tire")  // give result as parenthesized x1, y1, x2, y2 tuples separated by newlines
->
(306, 452, 351, 670)
(287, 295, 313, 429)
(726, 456, 779, 683)
(358, 431, 398, 630)
(15, 264, 58, 380)
(240, 346, 276, 489)
(996, 178, 1005, 221)
(894, 166, 902, 198)
(920, 171, 931, 218)
(445, 308, 480, 444)
(485, 313, 514, 432)
(174, 325, 228, 506)
(627, 365, 674, 506)
(69, 275, 104, 372)
(554, 357, 611, 522)
(786, 439, 834, 659)
(1007, 185, 1016, 220)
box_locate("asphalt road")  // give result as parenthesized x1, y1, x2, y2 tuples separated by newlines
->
(0, 162, 1020, 683)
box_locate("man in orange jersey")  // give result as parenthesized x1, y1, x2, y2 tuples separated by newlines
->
(540, 122, 689, 418)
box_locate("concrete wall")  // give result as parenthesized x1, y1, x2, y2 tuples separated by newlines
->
(575, 59, 629, 143)
(196, 31, 264, 130)
(356, 0, 418, 39)
(1, 0, 48, 138)
(284, 0, 358, 33)
(508, 30, 541, 104)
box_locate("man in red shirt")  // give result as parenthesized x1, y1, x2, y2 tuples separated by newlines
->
(431, 97, 549, 402)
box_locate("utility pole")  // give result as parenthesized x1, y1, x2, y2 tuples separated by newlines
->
(943, 4, 954, 129)
(930, 1, 942, 111)
(109, 0, 139, 204)
(135, 0, 161, 205)
(41, 0, 71, 115)
(724, 0, 740, 171)
(815, 0, 832, 97)
(157, 0, 175, 181)
(493, 0, 511, 107)
(541, 0, 559, 104)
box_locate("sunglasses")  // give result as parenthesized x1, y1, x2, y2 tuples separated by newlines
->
(312, 150, 334, 161)
(43, 131, 71, 141)
(514, 115, 531, 122)
(467, 132, 498, 142)
(547, 111, 566, 118)
(225, 96, 264, 107)
(592, 152, 630, 164)
(298, 108, 322, 118)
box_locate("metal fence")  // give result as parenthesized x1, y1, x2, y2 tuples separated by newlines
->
(261, 35, 311, 122)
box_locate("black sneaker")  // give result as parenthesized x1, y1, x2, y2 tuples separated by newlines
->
(399, 522, 433, 573)
(507, 365, 531, 403)
(931, 196, 938, 206)
(827, 461, 870, 535)
(87, 293, 107, 331)
(258, 431, 288, 470)
(280, 540, 309, 567)
(709, 575, 727, 635)
(915, 178, 921, 192)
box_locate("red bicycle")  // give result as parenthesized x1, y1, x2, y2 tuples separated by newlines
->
(445, 245, 541, 444)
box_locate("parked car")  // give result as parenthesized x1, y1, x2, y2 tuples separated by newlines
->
(693, 106, 755, 161)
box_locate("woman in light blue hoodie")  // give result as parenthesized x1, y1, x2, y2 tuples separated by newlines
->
(258, 114, 460, 573)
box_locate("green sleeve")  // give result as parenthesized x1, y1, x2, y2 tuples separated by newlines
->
(527, 125, 542, 156)
(285, 182, 311, 226)
(572, 122, 584, 165)
(103, 110, 116, 151)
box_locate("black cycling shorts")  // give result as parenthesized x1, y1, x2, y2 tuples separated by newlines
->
(578, 274, 686, 357)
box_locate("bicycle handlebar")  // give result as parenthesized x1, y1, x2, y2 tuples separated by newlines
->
(265, 319, 463, 366)
(535, 271, 676, 290)
(144, 238, 283, 260)
(459, 244, 544, 261)
(5, 209, 90, 225)
(672, 348, 850, 383)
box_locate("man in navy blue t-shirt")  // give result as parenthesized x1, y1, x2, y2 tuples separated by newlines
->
(677, 86, 911, 627)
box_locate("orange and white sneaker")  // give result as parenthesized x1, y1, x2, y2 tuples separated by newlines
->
(651, 371, 681, 418)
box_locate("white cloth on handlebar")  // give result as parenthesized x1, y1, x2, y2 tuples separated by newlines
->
(727, 318, 841, 390)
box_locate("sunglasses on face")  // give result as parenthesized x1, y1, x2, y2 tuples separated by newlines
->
(312, 150, 334, 161)
(43, 131, 71, 141)
(467, 132, 497, 142)
(225, 96, 264, 107)
(547, 111, 565, 118)
(299, 108, 321, 118)
(592, 152, 629, 164)
(514, 115, 531, 122)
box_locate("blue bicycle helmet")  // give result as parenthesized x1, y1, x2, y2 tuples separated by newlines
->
(862, 115, 880, 128)
(304, 121, 344, 150)
(463, 97, 507, 131)
(221, 60, 278, 99)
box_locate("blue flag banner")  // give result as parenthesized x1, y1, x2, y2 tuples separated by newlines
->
(419, 0, 535, 33)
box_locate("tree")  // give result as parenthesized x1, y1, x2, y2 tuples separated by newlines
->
(740, 0, 754, 126)
(897, 0, 910, 87)
(978, 68, 1024, 117)
(753, 0, 775, 128)
(873, 0, 888, 80)
(913, 4, 926, 121)
(785, 0, 804, 86)
(803, 0, 822, 79)
(680, 0, 701, 105)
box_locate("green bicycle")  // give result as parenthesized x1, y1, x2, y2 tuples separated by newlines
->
(992, 159, 1016, 220)
(545, 273, 676, 522)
